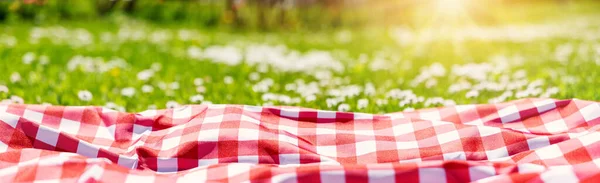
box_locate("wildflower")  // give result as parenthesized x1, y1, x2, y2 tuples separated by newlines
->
(78, 90, 93, 101)
(465, 90, 479, 98)
(257, 64, 269, 73)
(170, 82, 180, 90)
(137, 69, 154, 81)
(141, 85, 154, 93)
(403, 107, 415, 112)
(304, 95, 316, 102)
(22, 52, 36, 64)
(10, 95, 24, 104)
(357, 99, 369, 110)
(364, 83, 376, 96)
(157, 82, 167, 90)
(0, 85, 8, 93)
(376, 99, 388, 106)
(190, 94, 204, 103)
(151, 62, 162, 71)
(104, 102, 118, 109)
(194, 78, 204, 86)
(187, 46, 202, 59)
(196, 86, 207, 93)
(338, 103, 350, 112)
(10, 72, 21, 83)
(249, 72, 260, 81)
(39, 55, 49, 65)
(166, 101, 179, 109)
(224, 76, 234, 84)
(121, 87, 136, 97)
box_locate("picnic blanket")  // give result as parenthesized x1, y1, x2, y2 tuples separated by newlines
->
(1, 98, 600, 182)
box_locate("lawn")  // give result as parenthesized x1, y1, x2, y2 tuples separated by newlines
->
(1, 1, 600, 113)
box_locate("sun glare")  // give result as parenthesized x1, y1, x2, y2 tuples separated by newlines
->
(435, 0, 467, 16)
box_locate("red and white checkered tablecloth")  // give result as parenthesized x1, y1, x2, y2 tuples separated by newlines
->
(1, 98, 600, 182)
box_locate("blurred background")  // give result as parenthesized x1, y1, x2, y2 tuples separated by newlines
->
(1, 0, 600, 113)
(1, 0, 597, 30)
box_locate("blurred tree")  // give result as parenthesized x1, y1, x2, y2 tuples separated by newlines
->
(226, 0, 244, 27)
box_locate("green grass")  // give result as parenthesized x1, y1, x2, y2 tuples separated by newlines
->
(1, 3, 600, 113)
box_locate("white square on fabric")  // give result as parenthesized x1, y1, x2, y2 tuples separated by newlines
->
(58, 118, 81, 135)
(227, 163, 252, 177)
(544, 119, 569, 133)
(368, 170, 396, 183)
(581, 103, 600, 122)
(238, 128, 260, 141)
(0, 110, 20, 128)
(317, 110, 336, 119)
(279, 134, 298, 146)
(279, 154, 300, 165)
(320, 170, 345, 183)
(442, 151, 466, 160)
(157, 158, 179, 173)
(280, 108, 300, 118)
(536, 145, 563, 160)
(241, 115, 261, 124)
(396, 141, 419, 150)
(270, 173, 297, 183)
(23, 109, 44, 124)
(203, 115, 224, 124)
(198, 129, 220, 142)
(161, 136, 181, 150)
(124, 174, 155, 183)
(392, 123, 415, 136)
(36, 126, 59, 146)
(419, 168, 447, 183)
(95, 125, 115, 140)
(436, 130, 460, 144)
(526, 136, 550, 150)
(477, 126, 501, 137)
(534, 99, 556, 113)
(498, 105, 521, 123)
(76, 141, 99, 158)
(355, 140, 377, 156)
(485, 147, 509, 160)
(243, 105, 263, 113)
(198, 158, 218, 166)
(540, 168, 579, 183)
(177, 168, 207, 183)
(172, 106, 192, 119)
(469, 166, 495, 181)
(237, 155, 259, 164)
(579, 132, 600, 146)
(354, 113, 373, 120)
(316, 145, 337, 157)
(419, 110, 441, 121)
(118, 155, 138, 169)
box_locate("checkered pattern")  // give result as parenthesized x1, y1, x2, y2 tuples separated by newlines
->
(2, 98, 600, 182)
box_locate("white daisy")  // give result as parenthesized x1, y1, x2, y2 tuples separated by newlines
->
(121, 87, 136, 97)
(338, 103, 350, 112)
(224, 76, 234, 84)
(190, 94, 204, 103)
(141, 85, 154, 93)
(22, 52, 36, 64)
(10, 72, 21, 83)
(166, 101, 179, 109)
(10, 95, 24, 104)
(78, 90, 93, 102)
(0, 85, 8, 93)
